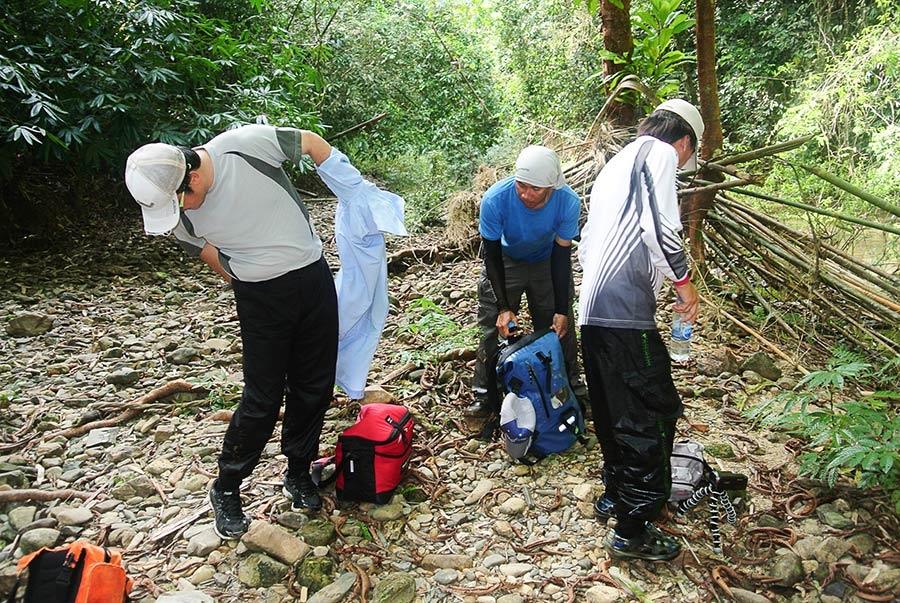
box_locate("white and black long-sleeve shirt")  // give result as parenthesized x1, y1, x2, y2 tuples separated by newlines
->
(577, 136, 689, 330)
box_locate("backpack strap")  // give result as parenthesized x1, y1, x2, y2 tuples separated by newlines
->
(310, 455, 339, 487)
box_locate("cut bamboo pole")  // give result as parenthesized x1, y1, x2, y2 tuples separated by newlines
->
(799, 163, 900, 219)
(712, 135, 815, 167)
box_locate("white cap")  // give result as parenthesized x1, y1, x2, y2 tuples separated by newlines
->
(514, 145, 566, 189)
(125, 143, 185, 235)
(655, 99, 704, 171)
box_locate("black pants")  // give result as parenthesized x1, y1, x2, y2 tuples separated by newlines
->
(580, 325, 681, 537)
(473, 255, 578, 403)
(218, 257, 338, 490)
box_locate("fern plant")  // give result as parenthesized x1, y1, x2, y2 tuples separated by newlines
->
(746, 348, 900, 513)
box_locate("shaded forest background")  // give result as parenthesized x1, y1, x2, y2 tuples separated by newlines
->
(2, 0, 898, 237)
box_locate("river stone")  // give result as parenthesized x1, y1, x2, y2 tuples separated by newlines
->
(106, 368, 141, 386)
(816, 505, 854, 530)
(296, 557, 335, 593)
(237, 553, 289, 588)
(499, 563, 532, 577)
(0, 565, 17, 599)
(585, 584, 623, 603)
(421, 554, 472, 570)
(498, 497, 526, 515)
(739, 352, 782, 381)
(497, 596, 524, 603)
(483, 553, 505, 568)
(167, 347, 199, 365)
(127, 475, 157, 498)
(371, 572, 415, 603)
(155, 591, 215, 603)
(51, 506, 93, 527)
(361, 385, 394, 405)
(187, 529, 221, 557)
(771, 551, 803, 587)
(869, 567, 900, 592)
(307, 572, 357, 603)
(370, 503, 403, 522)
(188, 565, 215, 585)
(573, 483, 594, 502)
(20, 528, 60, 553)
(814, 536, 852, 564)
(847, 532, 876, 556)
(276, 511, 308, 530)
(242, 520, 309, 565)
(433, 569, 459, 585)
(300, 520, 337, 546)
(696, 348, 740, 376)
(730, 588, 772, 603)
(794, 536, 823, 560)
(9, 506, 37, 531)
(203, 338, 230, 352)
(464, 478, 494, 505)
(7, 313, 54, 337)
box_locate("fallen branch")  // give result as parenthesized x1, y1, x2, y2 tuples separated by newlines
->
(39, 380, 196, 444)
(0, 488, 93, 504)
(329, 113, 388, 141)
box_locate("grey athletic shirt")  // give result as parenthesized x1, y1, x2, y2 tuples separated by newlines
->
(172, 125, 322, 282)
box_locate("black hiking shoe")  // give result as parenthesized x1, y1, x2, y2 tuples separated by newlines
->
(209, 480, 250, 540)
(283, 473, 322, 512)
(464, 394, 493, 418)
(476, 417, 499, 442)
(605, 523, 681, 561)
(593, 494, 618, 520)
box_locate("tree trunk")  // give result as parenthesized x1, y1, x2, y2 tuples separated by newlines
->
(600, 0, 635, 125)
(681, 0, 724, 268)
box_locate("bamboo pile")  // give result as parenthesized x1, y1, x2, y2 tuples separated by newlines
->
(555, 132, 900, 362)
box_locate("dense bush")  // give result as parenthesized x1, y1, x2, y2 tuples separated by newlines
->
(0, 0, 323, 237)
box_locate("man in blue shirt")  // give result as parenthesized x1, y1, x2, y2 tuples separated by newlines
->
(468, 145, 581, 427)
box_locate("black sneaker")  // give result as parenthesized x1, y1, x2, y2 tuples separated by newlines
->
(464, 394, 493, 418)
(606, 523, 681, 561)
(283, 473, 322, 512)
(593, 494, 617, 520)
(209, 481, 250, 540)
(476, 417, 499, 442)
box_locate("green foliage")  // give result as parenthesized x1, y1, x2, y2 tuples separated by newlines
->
(0, 0, 323, 235)
(313, 0, 499, 160)
(746, 349, 900, 513)
(396, 297, 478, 363)
(593, 0, 695, 105)
(764, 15, 900, 217)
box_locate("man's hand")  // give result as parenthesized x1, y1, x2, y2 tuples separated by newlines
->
(496, 310, 518, 339)
(551, 313, 568, 339)
(200, 243, 233, 284)
(673, 280, 700, 323)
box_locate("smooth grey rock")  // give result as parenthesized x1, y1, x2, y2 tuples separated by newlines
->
(7, 313, 54, 337)
(498, 497, 526, 515)
(794, 536, 823, 560)
(483, 554, 505, 568)
(187, 529, 221, 557)
(498, 563, 532, 577)
(370, 504, 403, 522)
(241, 520, 309, 565)
(696, 348, 740, 376)
(83, 427, 120, 448)
(167, 347, 199, 365)
(433, 569, 459, 585)
(814, 536, 852, 563)
(307, 572, 357, 603)
(739, 352, 782, 381)
(371, 572, 415, 603)
(20, 527, 60, 553)
(497, 595, 524, 603)
(420, 554, 472, 570)
(585, 584, 623, 603)
(771, 552, 803, 587)
(464, 479, 494, 505)
(51, 506, 93, 527)
(106, 368, 141, 386)
(9, 506, 37, 531)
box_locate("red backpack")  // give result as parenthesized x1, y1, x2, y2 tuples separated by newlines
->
(8, 541, 133, 603)
(315, 403, 414, 504)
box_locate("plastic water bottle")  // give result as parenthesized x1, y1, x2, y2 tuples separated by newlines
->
(670, 314, 692, 362)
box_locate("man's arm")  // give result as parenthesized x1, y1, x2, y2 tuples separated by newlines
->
(549, 237, 572, 339)
(483, 238, 517, 338)
(300, 130, 332, 166)
(199, 243, 232, 284)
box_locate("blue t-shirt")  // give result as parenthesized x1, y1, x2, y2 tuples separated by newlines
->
(479, 176, 581, 263)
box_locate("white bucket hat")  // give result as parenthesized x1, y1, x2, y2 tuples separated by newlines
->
(125, 143, 186, 235)
(499, 392, 536, 459)
(655, 99, 704, 171)
(514, 145, 566, 189)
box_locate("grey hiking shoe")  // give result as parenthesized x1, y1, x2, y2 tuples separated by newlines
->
(605, 523, 681, 561)
(283, 473, 322, 512)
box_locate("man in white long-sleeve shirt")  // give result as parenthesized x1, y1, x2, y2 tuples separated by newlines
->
(577, 99, 702, 561)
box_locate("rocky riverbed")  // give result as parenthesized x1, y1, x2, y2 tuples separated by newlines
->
(1, 203, 897, 603)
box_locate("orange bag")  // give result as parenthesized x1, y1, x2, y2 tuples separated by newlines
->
(8, 541, 133, 603)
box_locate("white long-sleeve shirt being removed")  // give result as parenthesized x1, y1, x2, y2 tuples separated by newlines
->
(578, 136, 689, 330)
(316, 149, 407, 399)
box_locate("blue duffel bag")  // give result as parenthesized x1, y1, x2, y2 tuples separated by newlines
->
(496, 328, 586, 460)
